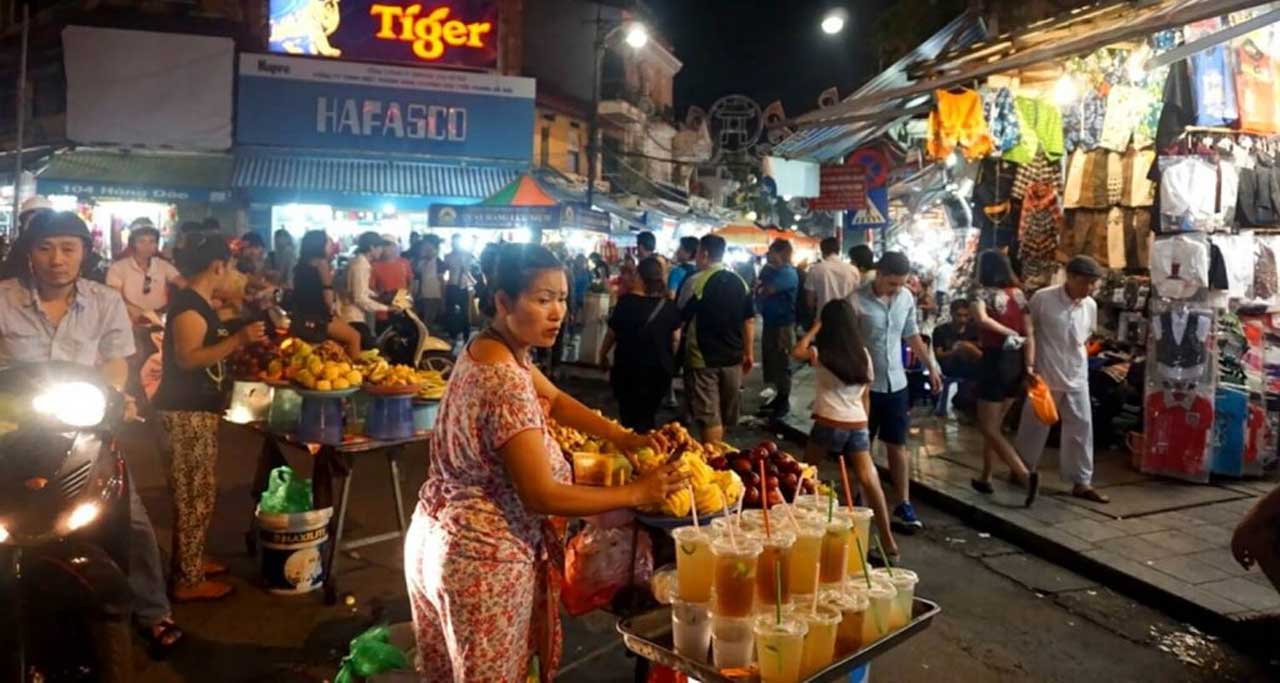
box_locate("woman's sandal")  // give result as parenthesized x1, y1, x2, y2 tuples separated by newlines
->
(970, 478, 994, 494)
(139, 618, 184, 660)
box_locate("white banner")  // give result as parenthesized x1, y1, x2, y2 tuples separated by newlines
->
(63, 26, 234, 151)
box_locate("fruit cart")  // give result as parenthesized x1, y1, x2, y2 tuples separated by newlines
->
(617, 598, 941, 683)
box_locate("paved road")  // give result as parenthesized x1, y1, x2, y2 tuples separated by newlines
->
(117, 368, 1277, 682)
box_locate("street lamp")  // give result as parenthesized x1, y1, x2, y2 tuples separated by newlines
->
(587, 19, 648, 209)
(821, 9, 847, 35)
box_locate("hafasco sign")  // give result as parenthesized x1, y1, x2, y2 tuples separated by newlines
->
(317, 96, 467, 141)
(268, 0, 498, 70)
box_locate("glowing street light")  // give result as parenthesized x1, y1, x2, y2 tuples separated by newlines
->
(821, 10, 846, 35)
(624, 22, 649, 49)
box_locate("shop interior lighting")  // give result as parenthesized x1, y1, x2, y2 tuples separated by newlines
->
(1125, 44, 1152, 83)
(382, 203, 396, 215)
(624, 23, 649, 49)
(1053, 73, 1080, 107)
(745, 210, 758, 222)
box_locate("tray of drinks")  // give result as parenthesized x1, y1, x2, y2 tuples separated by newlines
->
(616, 597, 940, 683)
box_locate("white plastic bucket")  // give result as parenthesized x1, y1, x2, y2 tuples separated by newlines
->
(256, 506, 333, 595)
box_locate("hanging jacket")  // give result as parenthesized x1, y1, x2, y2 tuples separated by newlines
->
(927, 89, 995, 161)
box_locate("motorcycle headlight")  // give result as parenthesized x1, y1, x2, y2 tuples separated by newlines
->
(32, 381, 106, 429)
(65, 502, 101, 532)
(0, 524, 9, 544)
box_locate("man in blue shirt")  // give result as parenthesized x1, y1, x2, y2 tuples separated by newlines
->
(756, 239, 799, 420)
(0, 210, 184, 652)
(667, 236, 699, 297)
(857, 251, 941, 534)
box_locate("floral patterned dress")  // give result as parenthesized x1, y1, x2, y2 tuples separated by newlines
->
(405, 348, 572, 683)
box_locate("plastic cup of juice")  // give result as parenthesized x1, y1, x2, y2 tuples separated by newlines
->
(672, 526, 715, 603)
(840, 507, 875, 577)
(671, 598, 712, 663)
(711, 614, 755, 669)
(819, 517, 853, 585)
(711, 536, 763, 618)
(796, 603, 842, 677)
(862, 580, 898, 644)
(785, 519, 825, 598)
(871, 568, 919, 631)
(751, 528, 797, 611)
(830, 585, 871, 657)
(712, 515, 757, 536)
(753, 616, 809, 683)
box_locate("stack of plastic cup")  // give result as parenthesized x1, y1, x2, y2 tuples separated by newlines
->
(818, 516, 853, 586)
(753, 615, 808, 683)
(862, 580, 898, 645)
(828, 585, 870, 657)
(871, 568, 918, 631)
(753, 528, 797, 612)
(796, 603, 842, 677)
(711, 614, 755, 669)
(785, 518, 825, 599)
(840, 507, 875, 578)
(672, 526, 715, 603)
(672, 598, 712, 663)
(711, 536, 763, 618)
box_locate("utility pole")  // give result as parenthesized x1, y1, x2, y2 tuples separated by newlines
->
(11, 2, 29, 236)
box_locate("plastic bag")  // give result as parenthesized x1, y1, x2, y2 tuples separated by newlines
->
(562, 523, 652, 616)
(259, 466, 313, 514)
(1027, 374, 1059, 425)
(333, 625, 411, 683)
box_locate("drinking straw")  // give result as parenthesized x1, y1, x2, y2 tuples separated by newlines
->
(775, 559, 783, 625)
(781, 500, 801, 534)
(871, 531, 896, 577)
(826, 482, 835, 523)
(688, 484, 700, 530)
(720, 488, 739, 551)
(759, 460, 772, 539)
(811, 563, 821, 617)
(853, 537, 873, 589)
(792, 471, 807, 504)
(838, 455, 856, 509)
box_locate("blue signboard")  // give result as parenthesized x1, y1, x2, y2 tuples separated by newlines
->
(39, 179, 232, 204)
(237, 53, 533, 162)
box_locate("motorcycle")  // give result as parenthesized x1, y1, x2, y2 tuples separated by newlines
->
(0, 362, 134, 683)
(374, 290, 455, 375)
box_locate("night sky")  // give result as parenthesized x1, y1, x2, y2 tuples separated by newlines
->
(645, 0, 880, 119)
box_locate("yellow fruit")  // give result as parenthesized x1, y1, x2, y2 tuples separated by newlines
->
(296, 369, 315, 385)
(346, 371, 363, 385)
(333, 378, 350, 390)
(323, 366, 342, 381)
(316, 380, 333, 391)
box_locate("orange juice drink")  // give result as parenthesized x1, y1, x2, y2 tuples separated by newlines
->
(841, 507, 875, 577)
(797, 604, 842, 677)
(672, 526, 714, 603)
(871, 568, 919, 631)
(819, 517, 853, 585)
(753, 529, 797, 611)
(830, 586, 871, 657)
(711, 536, 763, 618)
(862, 580, 897, 644)
(753, 616, 808, 683)
(785, 520, 825, 598)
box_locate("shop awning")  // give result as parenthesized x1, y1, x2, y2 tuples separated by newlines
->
(429, 172, 613, 233)
(233, 150, 521, 211)
(38, 149, 234, 203)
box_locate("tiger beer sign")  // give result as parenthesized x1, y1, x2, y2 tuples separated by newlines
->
(268, 0, 499, 70)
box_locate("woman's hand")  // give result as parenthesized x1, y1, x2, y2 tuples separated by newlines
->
(628, 461, 690, 507)
(614, 428, 664, 455)
(238, 321, 267, 346)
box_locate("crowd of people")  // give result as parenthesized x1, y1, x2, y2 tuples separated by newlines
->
(1, 203, 1277, 683)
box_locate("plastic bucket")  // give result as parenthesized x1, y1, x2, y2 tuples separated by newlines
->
(267, 387, 301, 433)
(298, 396, 344, 444)
(412, 400, 439, 432)
(366, 395, 414, 440)
(256, 506, 333, 595)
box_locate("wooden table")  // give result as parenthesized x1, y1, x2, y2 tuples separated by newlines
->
(239, 423, 430, 604)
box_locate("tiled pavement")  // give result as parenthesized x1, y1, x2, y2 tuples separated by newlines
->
(775, 365, 1280, 634)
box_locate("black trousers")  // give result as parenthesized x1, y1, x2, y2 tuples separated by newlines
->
(611, 365, 672, 432)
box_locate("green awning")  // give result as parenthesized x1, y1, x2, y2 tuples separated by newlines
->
(38, 150, 234, 203)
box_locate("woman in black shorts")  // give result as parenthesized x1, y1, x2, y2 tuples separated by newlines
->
(970, 250, 1033, 494)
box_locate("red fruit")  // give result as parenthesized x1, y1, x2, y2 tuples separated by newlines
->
(767, 489, 785, 507)
(761, 441, 779, 455)
(782, 472, 799, 490)
(732, 458, 752, 474)
(746, 472, 761, 487)
(766, 462, 779, 477)
(778, 452, 795, 464)
(709, 456, 728, 470)
(766, 475, 780, 490)
(745, 488, 762, 506)
(750, 446, 769, 462)
(802, 479, 816, 494)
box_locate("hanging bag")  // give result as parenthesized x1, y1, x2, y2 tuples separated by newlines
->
(1026, 374, 1060, 425)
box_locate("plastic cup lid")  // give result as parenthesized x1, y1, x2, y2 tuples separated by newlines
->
(839, 506, 875, 521)
(871, 567, 918, 588)
(711, 535, 763, 557)
(798, 603, 843, 625)
(671, 526, 706, 542)
(823, 517, 853, 532)
(747, 527, 798, 547)
(867, 580, 898, 600)
(752, 616, 808, 638)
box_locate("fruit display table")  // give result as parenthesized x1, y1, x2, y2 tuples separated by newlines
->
(238, 423, 430, 604)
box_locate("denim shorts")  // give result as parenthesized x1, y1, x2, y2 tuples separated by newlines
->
(810, 424, 872, 456)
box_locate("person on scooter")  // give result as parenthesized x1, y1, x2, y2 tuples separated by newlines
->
(156, 234, 266, 602)
(0, 210, 184, 655)
(290, 230, 363, 358)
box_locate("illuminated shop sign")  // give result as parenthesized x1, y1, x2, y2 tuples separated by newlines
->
(268, 0, 499, 70)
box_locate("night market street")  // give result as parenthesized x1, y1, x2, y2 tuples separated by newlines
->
(119, 364, 1278, 683)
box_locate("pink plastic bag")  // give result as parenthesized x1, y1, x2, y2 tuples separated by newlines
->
(562, 523, 652, 616)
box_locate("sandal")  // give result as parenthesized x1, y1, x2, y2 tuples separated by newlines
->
(139, 618, 184, 660)
(203, 558, 229, 577)
(1072, 487, 1110, 504)
(970, 479, 994, 495)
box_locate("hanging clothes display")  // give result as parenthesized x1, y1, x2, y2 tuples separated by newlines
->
(1150, 233, 1210, 298)
(1234, 40, 1280, 135)
(928, 88, 996, 161)
(1159, 156, 1219, 232)
(1143, 298, 1217, 483)
(1152, 306, 1213, 381)
(1100, 85, 1157, 152)
(981, 86, 1022, 153)
(1186, 17, 1239, 127)
(1063, 89, 1106, 153)
(1004, 96, 1066, 165)
(1019, 180, 1062, 264)
(1145, 388, 1216, 482)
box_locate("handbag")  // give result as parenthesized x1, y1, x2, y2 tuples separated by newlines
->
(1026, 374, 1060, 425)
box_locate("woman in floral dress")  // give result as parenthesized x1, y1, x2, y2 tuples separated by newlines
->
(405, 243, 687, 683)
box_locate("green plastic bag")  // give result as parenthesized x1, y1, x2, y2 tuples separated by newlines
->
(333, 625, 410, 683)
(259, 466, 313, 514)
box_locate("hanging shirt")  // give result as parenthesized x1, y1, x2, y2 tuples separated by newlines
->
(1063, 90, 1105, 153)
(1151, 234, 1210, 299)
(1152, 308, 1212, 382)
(927, 88, 996, 161)
(1191, 44, 1239, 126)
(981, 87, 1022, 153)
(1099, 86, 1156, 152)
(1004, 97, 1066, 165)
(1235, 42, 1280, 135)
(1144, 391, 1214, 481)
(1159, 157, 1218, 232)
(1211, 387, 1249, 476)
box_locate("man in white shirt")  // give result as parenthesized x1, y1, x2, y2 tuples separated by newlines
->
(1017, 255, 1109, 505)
(805, 237, 861, 314)
(443, 234, 476, 343)
(106, 220, 185, 323)
(414, 234, 446, 333)
(340, 231, 392, 345)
